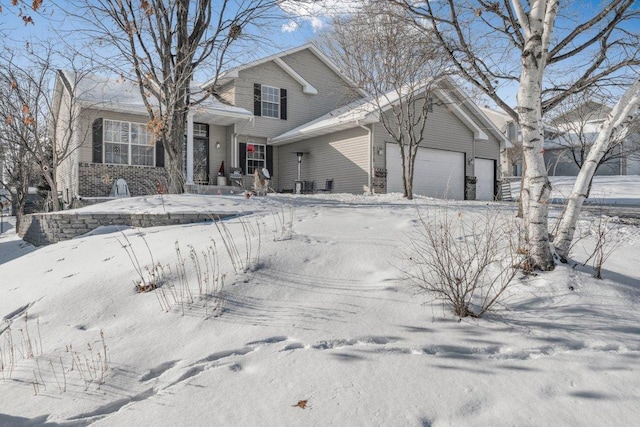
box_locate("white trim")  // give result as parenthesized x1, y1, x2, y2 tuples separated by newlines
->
(202, 43, 368, 98)
(186, 111, 194, 185)
(260, 84, 281, 118)
(273, 58, 317, 95)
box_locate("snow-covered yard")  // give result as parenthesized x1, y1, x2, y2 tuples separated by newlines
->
(0, 190, 639, 426)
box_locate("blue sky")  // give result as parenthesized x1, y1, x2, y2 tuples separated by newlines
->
(2, 1, 638, 110)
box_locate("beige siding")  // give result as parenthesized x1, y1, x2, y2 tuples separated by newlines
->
(234, 49, 363, 139)
(216, 81, 236, 105)
(77, 109, 151, 164)
(209, 125, 227, 182)
(55, 85, 81, 203)
(280, 49, 363, 112)
(277, 127, 369, 194)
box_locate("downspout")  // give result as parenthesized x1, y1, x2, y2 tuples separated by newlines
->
(357, 121, 373, 193)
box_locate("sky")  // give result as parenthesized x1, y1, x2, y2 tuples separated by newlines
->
(2, 1, 639, 111)
(0, 181, 639, 425)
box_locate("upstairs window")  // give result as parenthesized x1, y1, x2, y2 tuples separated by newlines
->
(261, 85, 280, 118)
(254, 83, 287, 120)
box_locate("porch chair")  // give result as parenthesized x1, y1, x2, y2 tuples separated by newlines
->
(317, 179, 334, 193)
(303, 181, 314, 194)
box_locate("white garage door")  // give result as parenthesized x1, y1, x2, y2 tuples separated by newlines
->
(387, 144, 465, 200)
(475, 158, 495, 201)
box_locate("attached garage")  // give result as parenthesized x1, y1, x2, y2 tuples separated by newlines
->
(474, 158, 496, 201)
(386, 144, 465, 200)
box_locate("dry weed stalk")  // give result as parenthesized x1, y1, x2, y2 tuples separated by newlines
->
(406, 207, 521, 318)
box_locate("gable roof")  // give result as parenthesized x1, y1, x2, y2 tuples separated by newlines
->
(479, 107, 513, 133)
(270, 78, 512, 148)
(201, 43, 368, 97)
(57, 71, 253, 126)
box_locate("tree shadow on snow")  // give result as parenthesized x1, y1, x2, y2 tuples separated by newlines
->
(0, 413, 88, 427)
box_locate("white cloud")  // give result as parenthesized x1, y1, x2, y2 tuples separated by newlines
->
(278, 0, 366, 32)
(281, 19, 300, 33)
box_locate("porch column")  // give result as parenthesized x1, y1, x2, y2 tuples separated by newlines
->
(186, 111, 194, 185)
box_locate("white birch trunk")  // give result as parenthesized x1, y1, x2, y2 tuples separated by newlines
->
(553, 77, 640, 260)
(513, 0, 558, 270)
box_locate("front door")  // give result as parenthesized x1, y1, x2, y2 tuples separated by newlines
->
(193, 138, 209, 184)
(193, 123, 209, 184)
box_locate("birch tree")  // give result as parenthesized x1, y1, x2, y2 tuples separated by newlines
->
(547, 94, 640, 177)
(72, 0, 275, 194)
(322, 3, 449, 199)
(554, 77, 640, 261)
(393, 0, 640, 270)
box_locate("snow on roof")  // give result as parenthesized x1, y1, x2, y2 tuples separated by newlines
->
(61, 71, 252, 120)
(270, 83, 434, 145)
(479, 106, 513, 132)
(272, 80, 512, 147)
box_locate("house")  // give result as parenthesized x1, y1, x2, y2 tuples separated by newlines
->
(53, 43, 511, 204)
(480, 107, 521, 177)
(544, 101, 640, 176)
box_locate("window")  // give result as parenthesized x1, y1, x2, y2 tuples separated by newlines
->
(194, 123, 209, 138)
(261, 85, 280, 118)
(246, 143, 266, 174)
(104, 119, 155, 166)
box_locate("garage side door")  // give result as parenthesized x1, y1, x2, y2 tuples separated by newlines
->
(475, 158, 495, 201)
(387, 144, 465, 200)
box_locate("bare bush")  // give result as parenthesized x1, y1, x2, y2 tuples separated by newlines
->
(580, 215, 636, 279)
(406, 207, 521, 318)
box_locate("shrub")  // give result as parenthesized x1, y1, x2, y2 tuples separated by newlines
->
(406, 207, 521, 318)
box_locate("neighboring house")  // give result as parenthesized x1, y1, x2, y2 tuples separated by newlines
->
(53, 43, 511, 204)
(544, 101, 640, 176)
(480, 107, 521, 177)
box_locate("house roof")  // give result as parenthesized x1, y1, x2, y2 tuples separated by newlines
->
(270, 78, 512, 148)
(58, 71, 253, 126)
(201, 43, 368, 98)
(479, 107, 513, 133)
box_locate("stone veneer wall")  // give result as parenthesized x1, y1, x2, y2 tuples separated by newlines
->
(18, 212, 235, 247)
(78, 163, 170, 197)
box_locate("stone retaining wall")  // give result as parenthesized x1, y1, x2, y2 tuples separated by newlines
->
(18, 212, 235, 247)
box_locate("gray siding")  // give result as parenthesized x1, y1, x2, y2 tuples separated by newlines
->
(234, 49, 362, 139)
(545, 148, 623, 176)
(379, 101, 474, 179)
(277, 127, 370, 194)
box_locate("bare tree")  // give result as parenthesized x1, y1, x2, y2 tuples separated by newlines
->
(0, 46, 91, 213)
(547, 92, 640, 179)
(554, 77, 640, 261)
(70, 0, 275, 194)
(0, 0, 45, 26)
(0, 123, 34, 227)
(322, 3, 449, 199)
(393, 0, 640, 271)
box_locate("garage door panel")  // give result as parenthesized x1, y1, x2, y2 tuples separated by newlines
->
(475, 158, 495, 201)
(387, 144, 464, 200)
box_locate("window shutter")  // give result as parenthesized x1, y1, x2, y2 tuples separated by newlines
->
(155, 140, 164, 167)
(253, 84, 261, 116)
(239, 143, 247, 175)
(266, 145, 273, 175)
(92, 118, 103, 163)
(280, 88, 287, 120)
